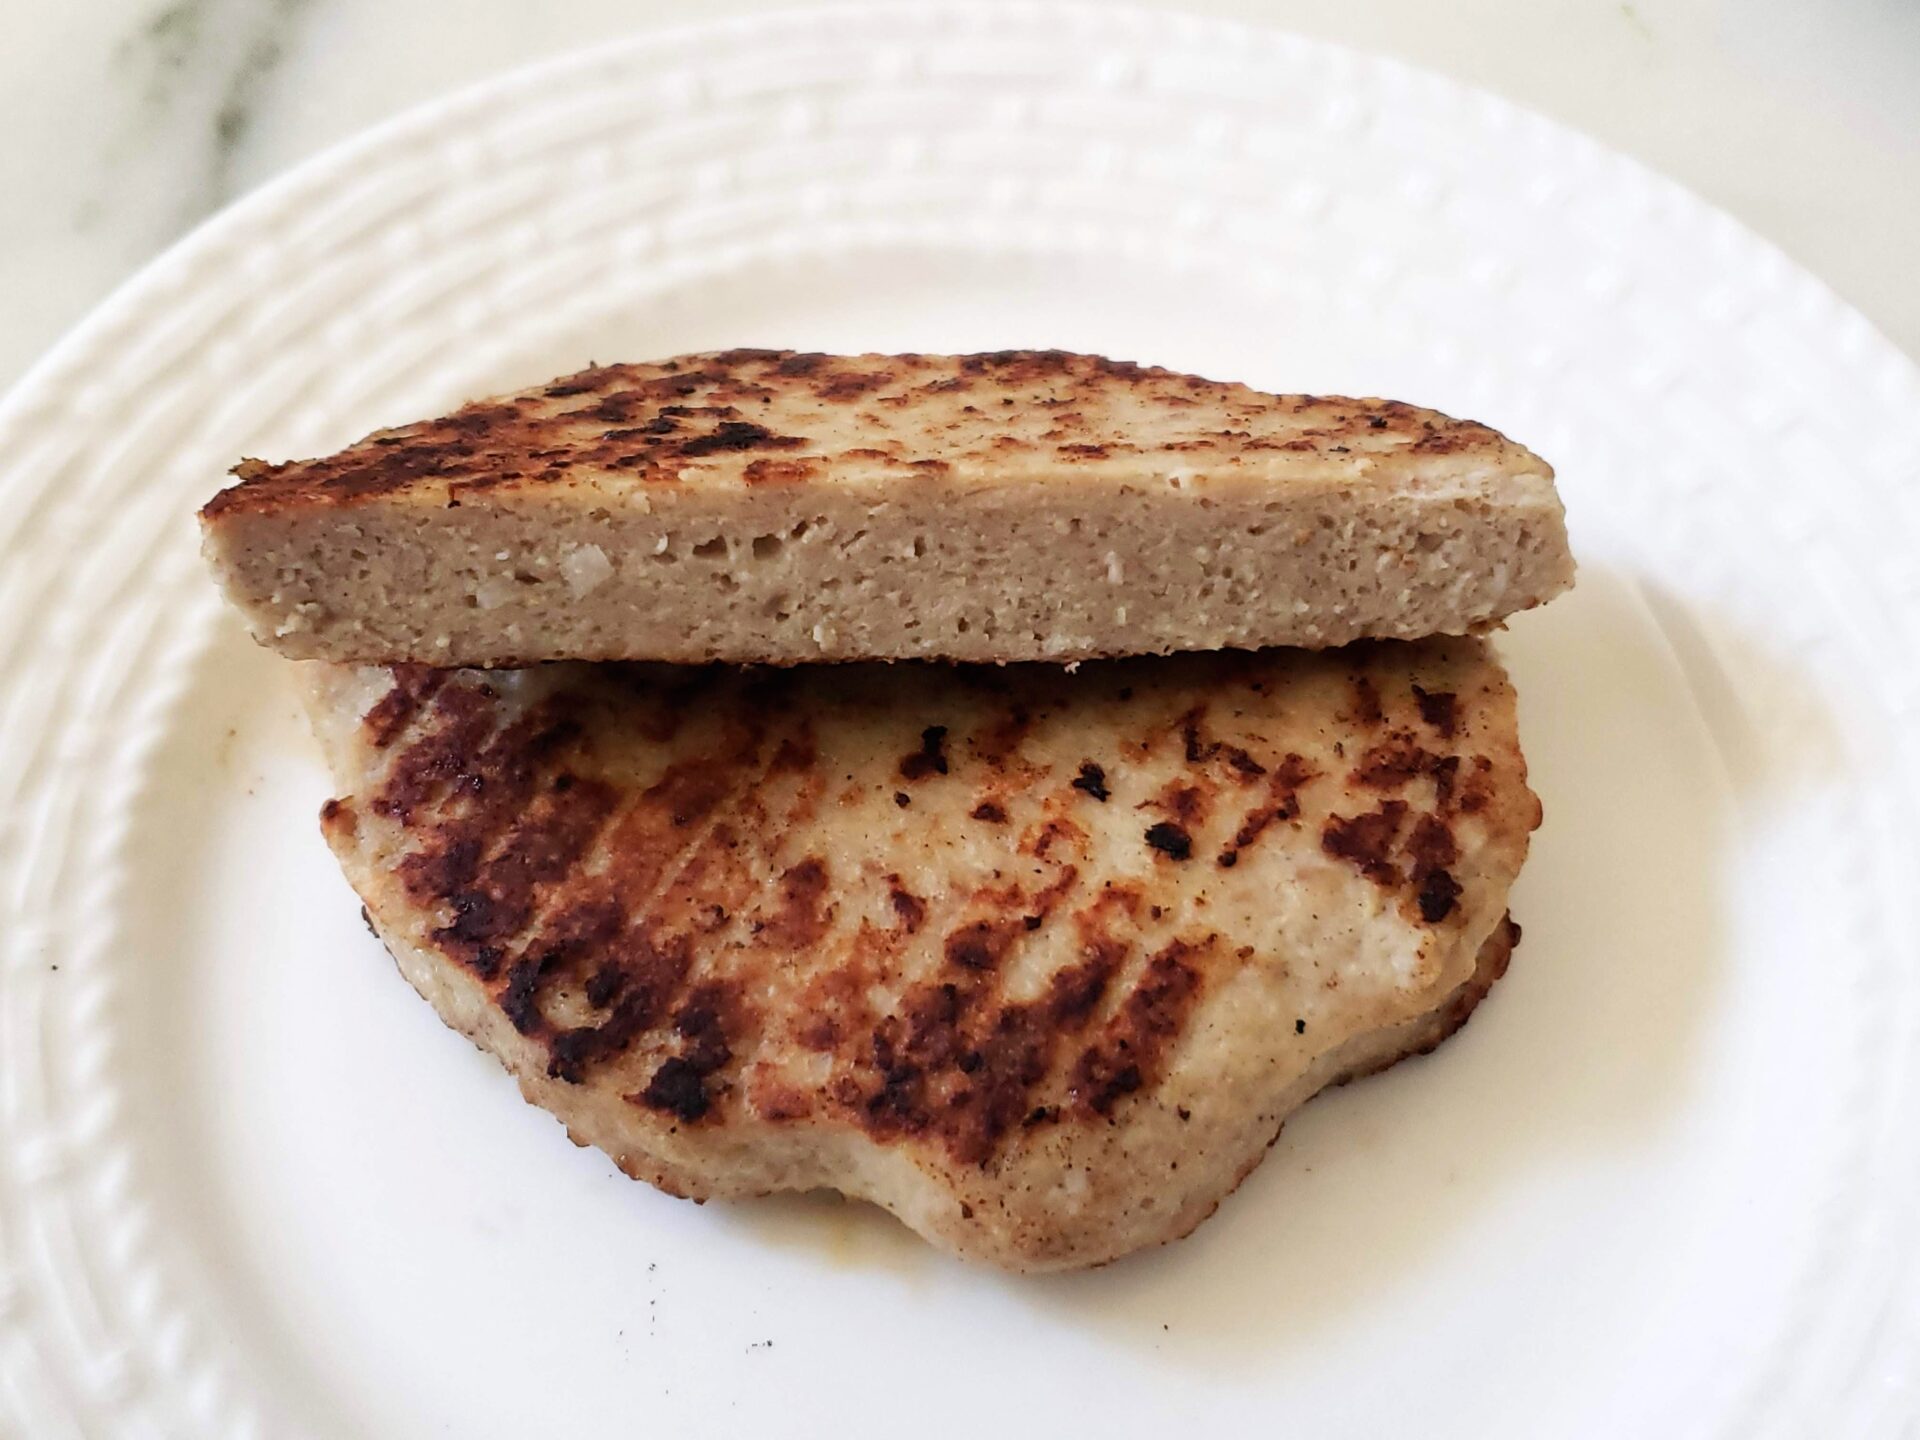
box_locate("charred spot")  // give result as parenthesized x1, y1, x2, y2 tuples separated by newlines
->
(1321, 801, 1409, 885)
(1058, 442, 1109, 459)
(676, 421, 806, 458)
(970, 800, 1009, 824)
(1144, 821, 1193, 861)
(1430, 754, 1461, 808)
(1080, 1060, 1143, 1114)
(1417, 869, 1462, 923)
(638, 1057, 712, 1122)
(899, 725, 950, 781)
(893, 791, 911, 808)
(774, 353, 827, 376)
(672, 983, 739, 1075)
(1412, 685, 1459, 739)
(1071, 761, 1111, 802)
(434, 888, 508, 946)
(584, 963, 627, 1009)
(499, 956, 551, 1035)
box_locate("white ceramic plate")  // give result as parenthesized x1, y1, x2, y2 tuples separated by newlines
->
(4, 5, 1918, 1436)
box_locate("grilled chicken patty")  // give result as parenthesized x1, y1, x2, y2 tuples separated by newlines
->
(304, 638, 1537, 1270)
(206, 349, 1573, 667)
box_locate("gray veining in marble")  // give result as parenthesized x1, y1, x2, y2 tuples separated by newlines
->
(104, 0, 314, 230)
(1, 0, 1917, 399)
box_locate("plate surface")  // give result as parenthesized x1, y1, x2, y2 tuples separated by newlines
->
(3, 5, 1918, 1436)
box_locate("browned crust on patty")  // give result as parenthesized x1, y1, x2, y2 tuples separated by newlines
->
(303, 638, 1539, 1268)
(202, 349, 1523, 518)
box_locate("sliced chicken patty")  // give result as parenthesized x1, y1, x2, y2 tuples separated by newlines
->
(205, 348, 1573, 666)
(304, 638, 1538, 1270)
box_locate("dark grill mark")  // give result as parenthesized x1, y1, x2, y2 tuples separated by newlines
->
(426, 776, 619, 962)
(1321, 801, 1410, 885)
(547, 928, 693, 1080)
(1217, 748, 1318, 866)
(1353, 736, 1438, 788)
(371, 683, 501, 821)
(362, 667, 446, 748)
(1071, 940, 1205, 1116)
(314, 639, 1519, 1184)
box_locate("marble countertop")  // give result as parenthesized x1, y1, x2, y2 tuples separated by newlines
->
(3, 0, 1917, 395)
